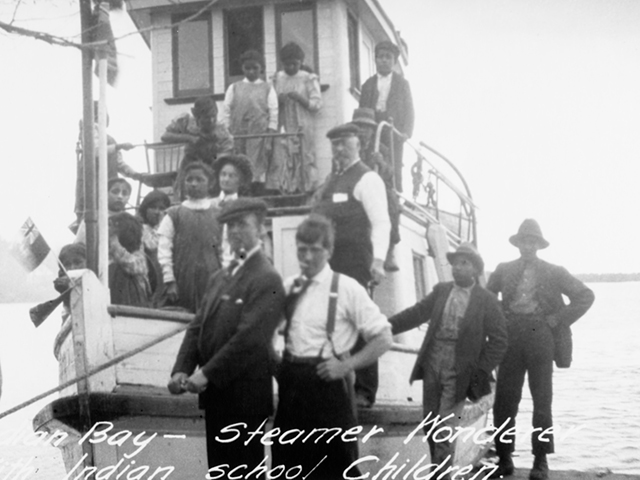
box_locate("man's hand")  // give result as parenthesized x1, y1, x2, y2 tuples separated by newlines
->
(167, 372, 188, 394)
(370, 258, 386, 285)
(117, 142, 135, 151)
(164, 282, 179, 304)
(185, 369, 209, 393)
(317, 357, 352, 381)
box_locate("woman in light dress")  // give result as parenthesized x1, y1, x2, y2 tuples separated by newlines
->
(271, 42, 322, 194)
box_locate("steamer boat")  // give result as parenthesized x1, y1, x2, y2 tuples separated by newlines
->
(33, 0, 490, 477)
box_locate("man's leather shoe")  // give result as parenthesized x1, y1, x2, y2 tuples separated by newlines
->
(529, 454, 549, 480)
(489, 455, 514, 478)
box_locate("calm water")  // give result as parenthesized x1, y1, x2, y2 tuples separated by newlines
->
(0, 282, 638, 478)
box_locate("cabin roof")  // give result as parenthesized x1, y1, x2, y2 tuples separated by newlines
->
(126, 0, 408, 64)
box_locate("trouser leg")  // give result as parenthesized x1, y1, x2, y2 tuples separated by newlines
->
(353, 334, 379, 405)
(493, 330, 527, 458)
(525, 323, 555, 455)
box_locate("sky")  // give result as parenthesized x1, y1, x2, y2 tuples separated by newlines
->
(1, 0, 639, 275)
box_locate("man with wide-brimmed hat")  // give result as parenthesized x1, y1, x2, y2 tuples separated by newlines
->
(389, 242, 508, 477)
(359, 40, 414, 192)
(487, 219, 595, 480)
(168, 197, 285, 475)
(312, 122, 391, 407)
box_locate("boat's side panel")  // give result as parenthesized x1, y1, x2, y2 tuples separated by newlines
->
(112, 317, 187, 387)
(70, 271, 117, 393)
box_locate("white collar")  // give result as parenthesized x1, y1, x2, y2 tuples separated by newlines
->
(182, 197, 213, 210)
(308, 263, 332, 284)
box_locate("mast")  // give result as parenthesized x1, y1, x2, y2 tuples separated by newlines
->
(80, 0, 98, 276)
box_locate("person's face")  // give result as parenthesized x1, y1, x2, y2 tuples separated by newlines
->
(357, 126, 374, 148)
(145, 202, 167, 227)
(451, 256, 477, 287)
(108, 182, 131, 212)
(297, 239, 331, 279)
(226, 213, 261, 255)
(195, 108, 216, 132)
(63, 254, 86, 272)
(242, 60, 262, 82)
(219, 164, 241, 195)
(375, 50, 396, 76)
(283, 59, 302, 76)
(517, 236, 540, 262)
(331, 135, 360, 169)
(184, 168, 210, 200)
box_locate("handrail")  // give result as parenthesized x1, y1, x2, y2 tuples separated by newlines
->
(373, 120, 478, 246)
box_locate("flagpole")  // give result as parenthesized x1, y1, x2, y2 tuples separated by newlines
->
(81, 0, 98, 278)
(98, 55, 109, 287)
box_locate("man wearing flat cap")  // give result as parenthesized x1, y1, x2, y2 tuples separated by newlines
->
(487, 219, 594, 480)
(168, 198, 285, 475)
(389, 243, 508, 475)
(359, 40, 414, 192)
(313, 122, 391, 408)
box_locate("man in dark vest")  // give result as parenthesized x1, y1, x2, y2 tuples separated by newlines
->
(313, 122, 391, 408)
(487, 219, 595, 480)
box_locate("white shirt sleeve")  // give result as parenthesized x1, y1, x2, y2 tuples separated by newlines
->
(268, 84, 278, 131)
(157, 214, 176, 283)
(344, 277, 391, 342)
(221, 83, 235, 128)
(353, 171, 391, 262)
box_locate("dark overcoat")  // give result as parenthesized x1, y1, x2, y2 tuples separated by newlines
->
(486, 258, 594, 367)
(389, 282, 508, 403)
(359, 71, 415, 137)
(171, 251, 286, 417)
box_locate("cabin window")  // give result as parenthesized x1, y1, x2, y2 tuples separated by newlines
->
(347, 12, 360, 92)
(412, 252, 427, 300)
(276, 3, 318, 74)
(172, 13, 213, 98)
(225, 6, 264, 86)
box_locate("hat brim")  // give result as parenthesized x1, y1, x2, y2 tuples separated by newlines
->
(509, 234, 549, 249)
(352, 119, 377, 127)
(446, 251, 484, 273)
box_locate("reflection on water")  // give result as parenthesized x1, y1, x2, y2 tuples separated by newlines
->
(0, 282, 638, 477)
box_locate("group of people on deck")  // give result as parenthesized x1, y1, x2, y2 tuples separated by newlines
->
(56, 39, 595, 480)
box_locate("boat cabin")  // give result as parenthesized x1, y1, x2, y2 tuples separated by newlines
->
(127, 0, 409, 182)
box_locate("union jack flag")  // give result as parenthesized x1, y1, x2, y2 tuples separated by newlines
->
(9, 217, 51, 272)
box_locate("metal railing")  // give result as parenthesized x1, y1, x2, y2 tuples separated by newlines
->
(373, 121, 478, 246)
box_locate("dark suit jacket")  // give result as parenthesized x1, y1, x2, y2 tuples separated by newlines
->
(389, 282, 508, 404)
(172, 251, 286, 417)
(486, 258, 594, 367)
(359, 71, 414, 138)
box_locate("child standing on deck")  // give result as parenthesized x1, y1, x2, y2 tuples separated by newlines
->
(157, 161, 222, 312)
(138, 190, 171, 305)
(222, 50, 277, 196)
(108, 212, 150, 308)
(211, 154, 254, 267)
(271, 42, 322, 194)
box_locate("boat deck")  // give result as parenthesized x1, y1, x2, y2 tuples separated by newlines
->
(506, 470, 638, 480)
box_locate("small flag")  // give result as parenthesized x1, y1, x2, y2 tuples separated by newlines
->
(9, 217, 51, 272)
(92, 1, 119, 86)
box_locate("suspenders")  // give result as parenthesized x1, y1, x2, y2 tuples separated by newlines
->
(284, 272, 341, 359)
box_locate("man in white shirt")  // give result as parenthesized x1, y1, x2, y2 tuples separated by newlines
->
(313, 122, 392, 407)
(272, 214, 392, 479)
